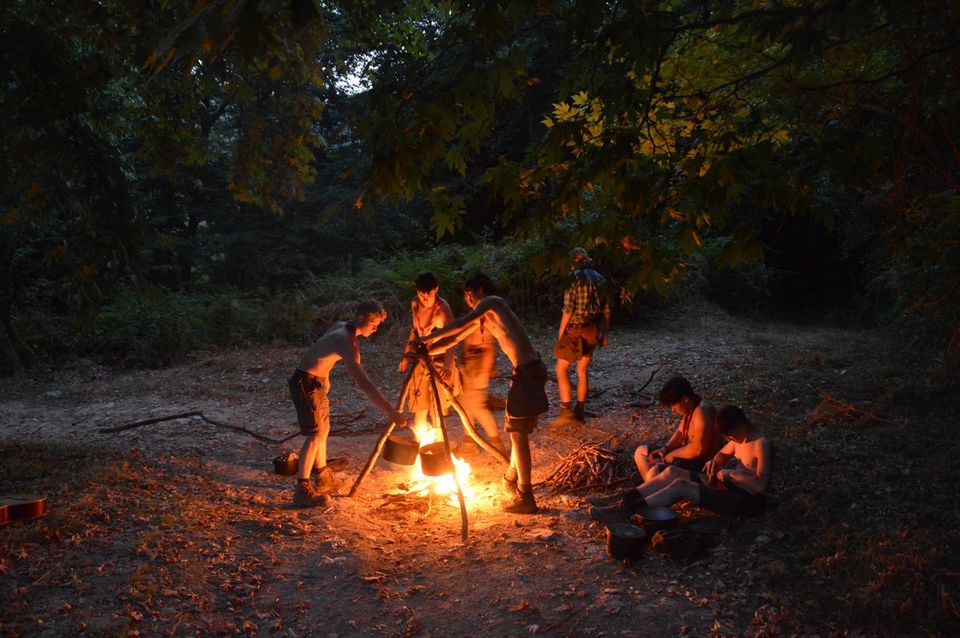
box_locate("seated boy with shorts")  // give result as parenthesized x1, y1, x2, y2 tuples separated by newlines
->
(590, 405, 774, 523)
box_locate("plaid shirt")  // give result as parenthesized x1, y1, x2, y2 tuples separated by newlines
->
(563, 268, 610, 325)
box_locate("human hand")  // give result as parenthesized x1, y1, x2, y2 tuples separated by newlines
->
(648, 448, 665, 463)
(392, 412, 408, 429)
(398, 357, 409, 373)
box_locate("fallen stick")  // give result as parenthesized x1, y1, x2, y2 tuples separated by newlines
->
(100, 411, 299, 444)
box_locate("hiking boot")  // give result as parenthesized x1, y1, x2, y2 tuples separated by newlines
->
(503, 489, 539, 514)
(574, 402, 586, 424)
(501, 475, 520, 496)
(293, 482, 330, 508)
(313, 466, 343, 494)
(551, 406, 578, 427)
(589, 499, 636, 524)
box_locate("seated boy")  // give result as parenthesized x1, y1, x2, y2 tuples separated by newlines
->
(590, 405, 773, 523)
(634, 375, 720, 481)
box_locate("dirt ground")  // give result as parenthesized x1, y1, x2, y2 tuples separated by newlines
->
(2, 303, 959, 637)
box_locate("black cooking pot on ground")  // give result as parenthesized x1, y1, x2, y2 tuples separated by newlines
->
(632, 506, 679, 536)
(383, 434, 420, 466)
(606, 522, 646, 562)
(273, 453, 298, 475)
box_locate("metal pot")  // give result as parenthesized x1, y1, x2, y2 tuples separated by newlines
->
(273, 453, 298, 475)
(418, 442, 454, 476)
(632, 506, 679, 536)
(606, 522, 646, 562)
(383, 434, 420, 466)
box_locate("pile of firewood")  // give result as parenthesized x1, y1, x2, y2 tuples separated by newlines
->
(541, 442, 625, 493)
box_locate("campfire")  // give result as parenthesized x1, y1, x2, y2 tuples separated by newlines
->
(398, 421, 475, 506)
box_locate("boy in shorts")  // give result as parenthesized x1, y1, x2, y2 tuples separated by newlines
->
(415, 273, 547, 514)
(290, 299, 405, 507)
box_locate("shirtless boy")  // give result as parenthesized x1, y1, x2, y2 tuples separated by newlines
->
(415, 273, 548, 514)
(398, 273, 459, 429)
(634, 375, 720, 481)
(590, 405, 774, 523)
(289, 299, 405, 507)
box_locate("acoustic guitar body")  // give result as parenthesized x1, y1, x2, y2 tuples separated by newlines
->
(0, 494, 48, 526)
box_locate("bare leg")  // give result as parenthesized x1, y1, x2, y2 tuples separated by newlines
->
(638, 465, 692, 498)
(575, 356, 591, 402)
(644, 478, 700, 509)
(510, 431, 532, 488)
(297, 433, 326, 480)
(556, 359, 572, 404)
(634, 444, 654, 476)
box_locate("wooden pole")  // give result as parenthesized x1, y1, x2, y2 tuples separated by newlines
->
(348, 366, 417, 497)
(433, 378, 510, 467)
(421, 350, 469, 542)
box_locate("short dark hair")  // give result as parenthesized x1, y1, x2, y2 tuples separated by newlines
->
(414, 272, 440, 292)
(658, 375, 695, 407)
(354, 298, 386, 320)
(463, 272, 497, 297)
(716, 405, 750, 435)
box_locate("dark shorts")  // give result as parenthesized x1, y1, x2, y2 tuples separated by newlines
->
(553, 321, 599, 363)
(667, 456, 711, 473)
(505, 356, 548, 433)
(289, 370, 330, 436)
(693, 476, 767, 517)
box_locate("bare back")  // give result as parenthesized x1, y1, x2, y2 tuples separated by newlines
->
(297, 322, 357, 378)
(471, 297, 536, 368)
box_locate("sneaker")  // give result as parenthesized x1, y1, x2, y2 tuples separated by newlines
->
(550, 406, 578, 427)
(313, 466, 343, 494)
(589, 500, 634, 524)
(293, 482, 330, 508)
(503, 490, 539, 514)
(501, 475, 519, 496)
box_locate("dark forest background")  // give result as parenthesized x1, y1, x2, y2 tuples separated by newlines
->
(2, 0, 958, 374)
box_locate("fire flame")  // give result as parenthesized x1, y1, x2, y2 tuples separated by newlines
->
(410, 420, 474, 503)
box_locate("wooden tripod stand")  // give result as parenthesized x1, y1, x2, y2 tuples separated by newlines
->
(348, 345, 510, 541)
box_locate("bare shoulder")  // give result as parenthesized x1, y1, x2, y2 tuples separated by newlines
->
(438, 296, 454, 318)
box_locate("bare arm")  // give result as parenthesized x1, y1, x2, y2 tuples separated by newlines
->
(557, 309, 572, 341)
(437, 298, 457, 372)
(416, 298, 493, 347)
(703, 440, 736, 483)
(343, 350, 404, 425)
(722, 438, 774, 494)
(664, 409, 712, 462)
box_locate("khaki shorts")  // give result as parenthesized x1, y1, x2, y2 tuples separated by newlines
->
(289, 370, 330, 436)
(553, 321, 599, 362)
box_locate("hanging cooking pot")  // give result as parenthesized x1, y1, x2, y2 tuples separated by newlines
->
(383, 433, 420, 466)
(632, 506, 679, 536)
(605, 522, 646, 562)
(419, 442, 454, 476)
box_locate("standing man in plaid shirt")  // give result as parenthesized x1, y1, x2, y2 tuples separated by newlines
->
(552, 247, 611, 425)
